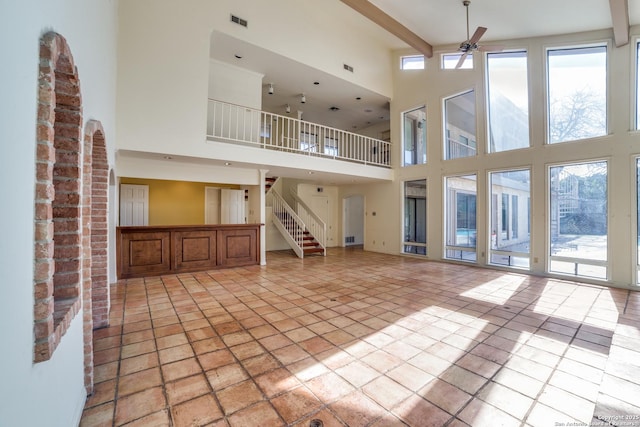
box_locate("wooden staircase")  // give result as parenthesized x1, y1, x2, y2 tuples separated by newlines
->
(302, 231, 325, 256)
(265, 176, 277, 193)
(270, 190, 326, 258)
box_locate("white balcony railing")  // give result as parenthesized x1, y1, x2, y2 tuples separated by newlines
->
(207, 99, 390, 168)
(446, 138, 477, 159)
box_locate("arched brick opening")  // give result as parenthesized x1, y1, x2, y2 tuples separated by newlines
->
(81, 120, 109, 393)
(34, 32, 83, 363)
(83, 122, 109, 328)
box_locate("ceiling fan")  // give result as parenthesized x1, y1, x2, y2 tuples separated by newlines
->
(455, 0, 501, 69)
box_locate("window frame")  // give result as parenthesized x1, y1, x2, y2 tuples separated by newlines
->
(488, 167, 532, 270)
(546, 159, 610, 281)
(401, 55, 425, 70)
(402, 179, 428, 256)
(401, 106, 427, 166)
(444, 174, 478, 263)
(485, 49, 531, 154)
(441, 52, 473, 70)
(443, 89, 477, 161)
(544, 42, 610, 145)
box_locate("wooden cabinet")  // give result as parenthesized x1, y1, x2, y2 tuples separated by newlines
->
(117, 224, 261, 279)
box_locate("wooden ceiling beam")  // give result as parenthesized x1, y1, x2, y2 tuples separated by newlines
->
(340, 0, 433, 57)
(609, 0, 629, 47)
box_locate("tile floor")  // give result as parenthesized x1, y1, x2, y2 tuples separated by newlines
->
(80, 248, 640, 427)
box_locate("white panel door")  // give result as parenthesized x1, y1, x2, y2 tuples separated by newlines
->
(120, 184, 148, 226)
(221, 189, 245, 224)
(205, 187, 221, 224)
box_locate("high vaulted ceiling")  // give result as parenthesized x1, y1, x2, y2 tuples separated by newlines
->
(211, 0, 640, 135)
(357, 0, 639, 50)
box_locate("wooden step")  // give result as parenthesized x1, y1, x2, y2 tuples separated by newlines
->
(303, 247, 325, 255)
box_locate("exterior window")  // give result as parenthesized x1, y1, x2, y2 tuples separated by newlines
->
(445, 174, 477, 261)
(636, 158, 640, 283)
(636, 42, 640, 129)
(442, 53, 472, 69)
(547, 45, 607, 143)
(403, 180, 427, 255)
(401, 55, 424, 70)
(487, 51, 529, 152)
(549, 161, 608, 279)
(444, 90, 476, 160)
(403, 107, 427, 166)
(490, 169, 531, 268)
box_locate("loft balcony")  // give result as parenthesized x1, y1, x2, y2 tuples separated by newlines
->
(207, 99, 391, 168)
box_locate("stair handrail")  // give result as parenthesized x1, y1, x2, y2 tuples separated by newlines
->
(289, 188, 327, 254)
(271, 189, 306, 258)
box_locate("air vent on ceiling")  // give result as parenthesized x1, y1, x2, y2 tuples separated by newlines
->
(343, 63, 354, 73)
(231, 14, 248, 27)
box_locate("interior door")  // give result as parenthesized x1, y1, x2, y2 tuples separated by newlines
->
(205, 187, 221, 224)
(221, 189, 245, 224)
(119, 184, 148, 226)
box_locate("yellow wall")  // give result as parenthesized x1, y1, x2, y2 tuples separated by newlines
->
(120, 178, 239, 225)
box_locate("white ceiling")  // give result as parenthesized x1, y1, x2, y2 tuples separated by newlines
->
(369, 0, 640, 48)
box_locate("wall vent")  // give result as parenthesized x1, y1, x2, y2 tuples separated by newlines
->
(343, 63, 354, 72)
(231, 15, 248, 27)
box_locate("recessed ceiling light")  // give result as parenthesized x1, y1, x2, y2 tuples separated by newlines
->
(313, 81, 320, 85)
(224, 162, 232, 166)
(356, 97, 362, 100)
(234, 54, 243, 59)
(308, 171, 314, 174)
(329, 106, 340, 111)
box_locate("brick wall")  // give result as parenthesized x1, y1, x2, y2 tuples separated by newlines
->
(34, 32, 111, 396)
(34, 32, 83, 363)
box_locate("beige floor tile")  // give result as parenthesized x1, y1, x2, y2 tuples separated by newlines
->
(216, 380, 264, 415)
(165, 374, 211, 406)
(170, 394, 222, 427)
(80, 249, 636, 427)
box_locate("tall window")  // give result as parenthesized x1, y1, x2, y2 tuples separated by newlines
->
(490, 169, 531, 268)
(444, 90, 476, 160)
(547, 45, 607, 144)
(487, 51, 529, 152)
(404, 180, 427, 255)
(636, 42, 640, 129)
(636, 159, 640, 283)
(549, 161, 608, 279)
(403, 107, 427, 166)
(446, 174, 477, 261)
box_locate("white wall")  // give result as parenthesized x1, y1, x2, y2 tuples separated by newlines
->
(116, 0, 394, 159)
(0, 0, 118, 425)
(208, 58, 263, 109)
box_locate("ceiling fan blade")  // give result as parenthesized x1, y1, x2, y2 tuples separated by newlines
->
(455, 51, 470, 69)
(468, 26, 487, 44)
